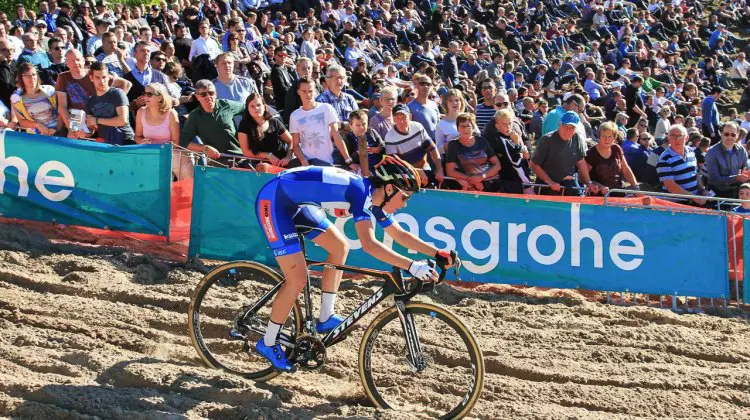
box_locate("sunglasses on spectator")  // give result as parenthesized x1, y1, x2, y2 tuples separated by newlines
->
(495, 101, 509, 107)
(197, 91, 216, 97)
(144, 91, 161, 97)
(724, 132, 738, 137)
(419, 81, 433, 86)
(152, 56, 166, 61)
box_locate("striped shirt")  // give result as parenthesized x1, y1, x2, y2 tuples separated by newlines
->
(657, 146, 699, 195)
(383, 121, 434, 168)
(474, 103, 496, 132)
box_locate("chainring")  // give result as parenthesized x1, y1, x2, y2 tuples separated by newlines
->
(293, 334, 327, 370)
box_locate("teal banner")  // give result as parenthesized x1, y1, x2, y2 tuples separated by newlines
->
(0, 131, 172, 235)
(190, 167, 729, 298)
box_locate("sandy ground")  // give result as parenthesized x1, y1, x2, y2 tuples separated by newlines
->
(1, 223, 750, 419)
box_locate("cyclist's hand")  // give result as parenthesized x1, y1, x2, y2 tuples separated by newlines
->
(408, 260, 438, 282)
(435, 250, 455, 268)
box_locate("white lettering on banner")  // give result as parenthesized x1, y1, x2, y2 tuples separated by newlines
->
(330, 202, 645, 274)
(0, 133, 75, 202)
(461, 220, 500, 274)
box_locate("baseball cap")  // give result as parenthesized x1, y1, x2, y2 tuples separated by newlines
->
(561, 111, 580, 126)
(393, 104, 410, 116)
(35, 20, 47, 27)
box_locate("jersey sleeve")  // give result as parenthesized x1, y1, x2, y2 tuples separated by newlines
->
(370, 205, 396, 229)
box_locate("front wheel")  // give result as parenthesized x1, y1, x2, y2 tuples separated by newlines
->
(358, 302, 484, 419)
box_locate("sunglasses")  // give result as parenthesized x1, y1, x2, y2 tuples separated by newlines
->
(724, 132, 738, 137)
(495, 101, 509, 107)
(144, 91, 160, 97)
(419, 82, 433, 86)
(197, 91, 216, 97)
(396, 187, 411, 202)
(153, 56, 166, 62)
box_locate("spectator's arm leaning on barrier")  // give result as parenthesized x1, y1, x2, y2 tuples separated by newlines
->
(56, 76, 131, 128)
(529, 135, 559, 191)
(330, 121, 360, 172)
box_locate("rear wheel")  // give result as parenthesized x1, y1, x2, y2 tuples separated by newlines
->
(188, 261, 302, 381)
(358, 302, 484, 419)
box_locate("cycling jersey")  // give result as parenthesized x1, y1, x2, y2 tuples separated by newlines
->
(256, 166, 395, 256)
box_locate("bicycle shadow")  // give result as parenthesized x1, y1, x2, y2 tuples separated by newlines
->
(9, 357, 376, 419)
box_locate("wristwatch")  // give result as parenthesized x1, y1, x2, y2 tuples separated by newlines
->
(344, 157, 353, 168)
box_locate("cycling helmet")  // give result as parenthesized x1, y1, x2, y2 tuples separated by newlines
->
(372, 155, 422, 193)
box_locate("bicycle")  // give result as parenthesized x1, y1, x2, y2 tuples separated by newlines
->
(188, 229, 485, 419)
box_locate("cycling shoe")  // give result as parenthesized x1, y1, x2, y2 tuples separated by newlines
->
(315, 314, 344, 334)
(255, 338, 296, 373)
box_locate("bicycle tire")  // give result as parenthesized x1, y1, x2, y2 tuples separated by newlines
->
(358, 302, 484, 419)
(188, 261, 302, 381)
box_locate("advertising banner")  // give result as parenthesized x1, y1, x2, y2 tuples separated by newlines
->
(190, 167, 729, 298)
(0, 131, 172, 236)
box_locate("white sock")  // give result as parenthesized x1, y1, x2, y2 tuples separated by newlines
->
(319, 292, 337, 322)
(264, 321, 282, 346)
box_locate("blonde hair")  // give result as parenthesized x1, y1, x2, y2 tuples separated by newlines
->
(598, 121, 618, 137)
(494, 108, 515, 122)
(146, 82, 172, 113)
(380, 85, 399, 100)
(443, 89, 466, 114)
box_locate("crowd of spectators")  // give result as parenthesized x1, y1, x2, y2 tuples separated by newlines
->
(2, 0, 750, 208)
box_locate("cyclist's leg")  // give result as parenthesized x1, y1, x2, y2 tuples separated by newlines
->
(293, 206, 349, 323)
(311, 226, 349, 321)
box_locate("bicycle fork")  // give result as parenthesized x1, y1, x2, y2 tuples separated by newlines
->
(394, 299, 427, 372)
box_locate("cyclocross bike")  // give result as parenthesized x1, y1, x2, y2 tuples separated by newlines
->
(188, 232, 484, 419)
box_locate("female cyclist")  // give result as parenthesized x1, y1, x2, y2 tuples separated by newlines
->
(254, 156, 454, 371)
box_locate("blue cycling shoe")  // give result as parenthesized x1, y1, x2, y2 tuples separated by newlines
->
(255, 338, 296, 373)
(315, 314, 344, 334)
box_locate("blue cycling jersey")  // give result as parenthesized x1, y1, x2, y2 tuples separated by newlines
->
(255, 166, 395, 256)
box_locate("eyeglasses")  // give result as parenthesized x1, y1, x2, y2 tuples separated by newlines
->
(419, 82, 433, 86)
(197, 91, 216, 97)
(395, 187, 411, 202)
(723, 132, 738, 137)
(482, 86, 494, 90)
(51, 46, 63, 51)
(153, 56, 166, 62)
(495, 101, 509, 107)
(144, 91, 161, 97)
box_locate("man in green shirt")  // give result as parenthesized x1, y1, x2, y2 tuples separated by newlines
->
(640, 67, 663, 94)
(181, 79, 246, 163)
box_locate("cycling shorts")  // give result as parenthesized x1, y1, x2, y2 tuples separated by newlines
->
(256, 178, 332, 257)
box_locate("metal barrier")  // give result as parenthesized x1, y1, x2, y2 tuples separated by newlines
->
(601, 188, 748, 310)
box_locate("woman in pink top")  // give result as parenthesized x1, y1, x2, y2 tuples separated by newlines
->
(134, 82, 193, 180)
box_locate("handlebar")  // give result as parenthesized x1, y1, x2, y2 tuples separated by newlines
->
(396, 251, 461, 299)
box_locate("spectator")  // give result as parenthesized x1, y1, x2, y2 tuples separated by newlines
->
(270, 47, 295, 109)
(95, 31, 130, 78)
(384, 104, 444, 185)
(529, 99, 548, 141)
(445, 113, 501, 192)
(281, 57, 316, 125)
(369, 85, 397, 139)
(124, 41, 172, 115)
(40, 36, 68, 85)
(705, 121, 750, 198)
(347, 109, 385, 177)
(624, 75, 648, 127)
(172, 22, 192, 70)
(213, 52, 257, 126)
(701, 86, 723, 144)
(585, 121, 639, 194)
(10, 62, 60, 136)
(731, 53, 750, 87)
(541, 93, 587, 139)
(85, 18, 109, 56)
(657, 124, 707, 205)
(180, 79, 246, 163)
(435, 89, 466, 155)
(490, 108, 532, 194)
(56, 48, 131, 137)
(83, 62, 133, 145)
(0, 38, 17, 109)
(288, 76, 356, 169)
(474, 79, 497, 132)
(188, 19, 221, 63)
(408, 74, 440, 141)
(317, 64, 358, 129)
(133, 82, 191, 180)
(530, 111, 597, 196)
(732, 183, 750, 213)
(17, 32, 51, 69)
(238, 92, 294, 173)
(225, 32, 252, 79)
(442, 41, 460, 87)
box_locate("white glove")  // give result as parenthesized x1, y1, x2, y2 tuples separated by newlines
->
(408, 260, 437, 282)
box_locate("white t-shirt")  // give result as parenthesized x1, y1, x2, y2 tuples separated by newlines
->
(731, 59, 750, 79)
(289, 103, 339, 163)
